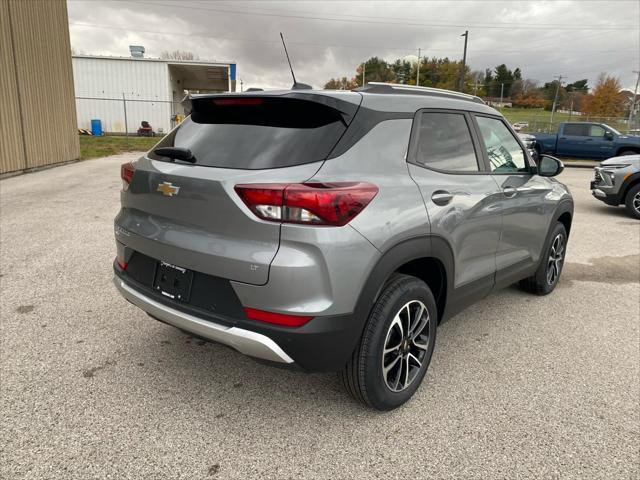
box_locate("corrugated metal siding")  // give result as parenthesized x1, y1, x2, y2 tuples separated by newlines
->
(73, 57, 172, 133)
(0, 1, 26, 173)
(0, 0, 79, 174)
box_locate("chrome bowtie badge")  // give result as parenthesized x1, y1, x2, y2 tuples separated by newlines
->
(157, 182, 180, 197)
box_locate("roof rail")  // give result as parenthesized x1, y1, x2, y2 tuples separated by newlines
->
(354, 82, 485, 105)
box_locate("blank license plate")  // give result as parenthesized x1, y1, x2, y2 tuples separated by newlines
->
(153, 261, 194, 302)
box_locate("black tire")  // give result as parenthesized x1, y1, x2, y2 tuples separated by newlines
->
(624, 183, 640, 220)
(519, 222, 567, 295)
(339, 274, 437, 411)
(618, 150, 638, 156)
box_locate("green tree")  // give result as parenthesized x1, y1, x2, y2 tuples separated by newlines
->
(566, 79, 589, 93)
(492, 64, 515, 97)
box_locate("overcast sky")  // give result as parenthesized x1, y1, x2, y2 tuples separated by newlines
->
(67, 0, 640, 91)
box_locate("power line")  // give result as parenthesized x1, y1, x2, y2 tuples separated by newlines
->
(183, 1, 640, 29)
(68, 22, 637, 54)
(133, 1, 639, 31)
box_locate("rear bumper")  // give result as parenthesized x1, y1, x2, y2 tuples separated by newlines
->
(113, 271, 365, 372)
(114, 277, 295, 364)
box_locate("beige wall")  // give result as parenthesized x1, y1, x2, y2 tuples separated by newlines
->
(0, 0, 79, 175)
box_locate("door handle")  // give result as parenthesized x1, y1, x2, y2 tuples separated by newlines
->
(431, 190, 453, 206)
(559, 137, 567, 140)
(503, 186, 517, 198)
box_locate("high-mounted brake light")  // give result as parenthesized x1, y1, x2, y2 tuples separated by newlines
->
(121, 162, 136, 190)
(244, 307, 313, 327)
(212, 98, 264, 106)
(234, 182, 378, 227)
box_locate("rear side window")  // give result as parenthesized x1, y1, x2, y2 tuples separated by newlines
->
(415, 112, 479, 172)
(563, 124, 588, 136)
(149, 97, 348, 169)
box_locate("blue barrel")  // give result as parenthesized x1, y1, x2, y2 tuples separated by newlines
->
(90, 119, 103, 136)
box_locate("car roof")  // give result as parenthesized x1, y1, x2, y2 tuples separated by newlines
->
(188, 84, 500, 116)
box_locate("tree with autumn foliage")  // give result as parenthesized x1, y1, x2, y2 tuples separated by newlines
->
(582, 74, 625, 117)
(324, 77, 360, 90)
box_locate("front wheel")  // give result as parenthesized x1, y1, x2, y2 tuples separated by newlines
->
(339, 274, 437, 411)
(624, 183, 640, 220)
(520, 222, 567, 295)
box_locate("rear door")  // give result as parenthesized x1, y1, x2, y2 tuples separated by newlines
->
(407, 110, 502, 300)
(556, 123, 588, 156)
(116, 93, 360, 285)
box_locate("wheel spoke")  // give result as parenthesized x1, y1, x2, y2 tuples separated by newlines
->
(383, 354, 401, 375)
(402, 355, 410, 388)
(412, 338, 429, 351)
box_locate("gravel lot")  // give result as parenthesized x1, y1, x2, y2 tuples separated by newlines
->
(1, 154, 638, 479)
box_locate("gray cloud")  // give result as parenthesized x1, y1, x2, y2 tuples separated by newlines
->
(68, 0, 640, 90)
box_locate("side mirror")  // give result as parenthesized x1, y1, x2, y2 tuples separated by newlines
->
(538, 155, 564, 177)
(604, 131, 614, 141)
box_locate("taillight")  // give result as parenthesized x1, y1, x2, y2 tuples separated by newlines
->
(121, 162, 136, 190)
(244, 307, 313, 327)
(234, 182, 378, 226)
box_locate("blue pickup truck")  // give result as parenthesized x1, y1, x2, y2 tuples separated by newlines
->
(531, 122, 640, 159)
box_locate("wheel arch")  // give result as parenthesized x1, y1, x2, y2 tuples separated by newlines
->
(553, 200, 574, 237)
(620, 172, 640, 205)
(354, 235, 454, 327)
(615, 146, 640, 156)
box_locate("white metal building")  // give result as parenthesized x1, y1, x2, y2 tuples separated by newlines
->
(72, 55, 236, 134)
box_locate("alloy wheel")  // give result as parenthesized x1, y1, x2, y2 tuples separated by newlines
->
(546, 233, 565, 285)
(633, 191, 640, 215)
(382, 300, 430, 392)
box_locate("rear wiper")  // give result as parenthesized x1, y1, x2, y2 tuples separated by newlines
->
(153, 147, 196, 163)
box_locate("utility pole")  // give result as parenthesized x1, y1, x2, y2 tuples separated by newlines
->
(459, 30, 468, 92)
(499, 83, 504, 108)
(416, 48, 421, 87)
(549, 75, 563, 133)
(240, 78, 244, 92)
(362, 62, 366, 86)
(468, 73, 483, 96)
(627, 70, 640, 133)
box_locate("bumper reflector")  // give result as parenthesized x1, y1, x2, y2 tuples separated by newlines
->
(244, 307, 313, 327)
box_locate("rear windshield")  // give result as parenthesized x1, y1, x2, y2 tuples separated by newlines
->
(148, 97, 348, 169)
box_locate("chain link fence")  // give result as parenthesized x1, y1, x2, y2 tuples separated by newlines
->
(501, 112, 639, 135)
(75, 96, 186, 136)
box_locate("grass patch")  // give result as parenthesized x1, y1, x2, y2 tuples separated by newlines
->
(497, 107, 627, 134)
(80, 135, 160, 160)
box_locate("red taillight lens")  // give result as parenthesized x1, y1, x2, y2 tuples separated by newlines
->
(234, 182, 378, 226)
(121, 162, 136, 190)
(244, 307, 313, 327)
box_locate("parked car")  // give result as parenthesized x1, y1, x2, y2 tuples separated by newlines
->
(512, 121, 529, 132)
(113, 83, 573, 410)
(591, 154, 640, 219)
(518, 132, 538, 160)
(531, 122, 640, 159)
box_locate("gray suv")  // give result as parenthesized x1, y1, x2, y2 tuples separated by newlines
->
(591, 154, 640, 219)
(113, 83, 573, 410)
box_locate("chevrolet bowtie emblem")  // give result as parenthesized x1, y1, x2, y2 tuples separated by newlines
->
(157, 182, 180, 197)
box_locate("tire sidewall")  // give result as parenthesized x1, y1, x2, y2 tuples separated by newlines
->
(624, 184, 640, 220)
(535, 222, 567, 294)
(361, 277, 437, 411)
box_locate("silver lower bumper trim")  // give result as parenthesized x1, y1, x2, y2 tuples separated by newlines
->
(591, 188, 606, 198)
(113, 277, 294, 364)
